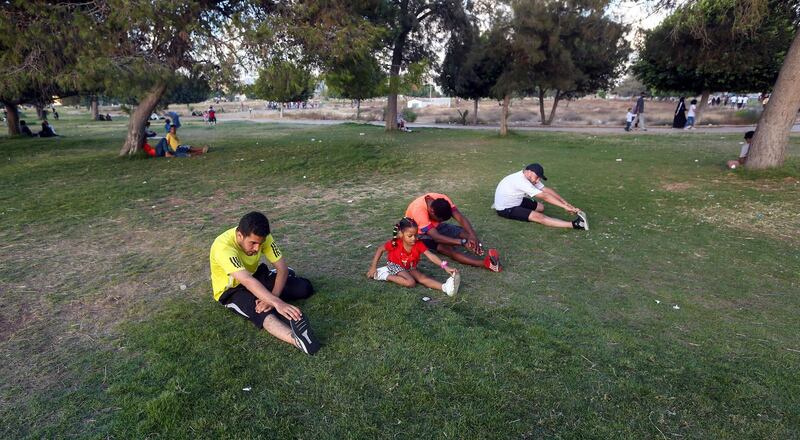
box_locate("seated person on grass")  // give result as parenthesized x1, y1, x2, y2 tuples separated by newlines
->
(38, 121, 57, 137)
(493, 163, 588, 230)
(144, 121, 157, 138)
(165, 125, 208, 157)
(726, 131, 755, 169)
(210, 212, 321, 355)
(405, 192, 501, 272)
(367, 217, 461, 296)
(19, 120, 35, 137)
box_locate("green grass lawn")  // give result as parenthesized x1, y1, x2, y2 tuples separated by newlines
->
(1, 112, 799, 439)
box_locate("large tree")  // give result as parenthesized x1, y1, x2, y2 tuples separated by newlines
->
(646, 0, 800, 169)
(325, 53, 385, 120)
(438, 24, 504, 125)
(0, 1, 82, 134)
(250, 60, 316, 118)
(373, 0, 469, 131)
(511, 0, 629, 125)
(633, 0, 796, 125)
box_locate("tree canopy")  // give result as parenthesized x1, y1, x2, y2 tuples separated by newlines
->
(633, 0, 798, 95)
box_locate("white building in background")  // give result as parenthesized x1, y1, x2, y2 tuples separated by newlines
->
(407, 98, 451, 109)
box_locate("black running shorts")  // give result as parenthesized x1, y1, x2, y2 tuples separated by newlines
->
(496, 198, 538, 222)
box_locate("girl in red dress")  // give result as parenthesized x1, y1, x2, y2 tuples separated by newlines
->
(367, 217, 460, 296)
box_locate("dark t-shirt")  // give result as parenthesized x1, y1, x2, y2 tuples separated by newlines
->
(637, 97, 645, 113)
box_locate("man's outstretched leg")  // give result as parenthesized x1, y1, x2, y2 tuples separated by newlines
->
(437, 244, 501, 272)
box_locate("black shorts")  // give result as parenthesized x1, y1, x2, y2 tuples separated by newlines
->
(217, 264, 314, 329)
(496, 198, 538, 222)
(419, 223, 464, 252)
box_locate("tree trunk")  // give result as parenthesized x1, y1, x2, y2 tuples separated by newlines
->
(119, 83, 167, 156)
(537, 88, 547, 125)
(5, 103, 20, 135)
(472, 99, 478, 125)
(356, 99, 361, 120)
(90, 96, 99, 120)
(385, 34, 406, 131)
(279, 105, 283, 118)
(35, 104, 44, 121)
(500, 94, 511, 136)
(695, 89, 710, 125)
(546, 90, 562, 125)
(747, 30, 800, 169)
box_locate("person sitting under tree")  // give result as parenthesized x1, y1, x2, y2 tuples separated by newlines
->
(726, 131, 755, 169)
(405, 192, 501, 272)
(209, 212, 321, 355)
(19, 120, 35, 137)
(165, 125, 208, 157)
(38, 120, 57, 137)
(493, 163, 588, 230)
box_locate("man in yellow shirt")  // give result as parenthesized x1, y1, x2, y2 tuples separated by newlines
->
(210, 212, 320, 354)
(165, 125, 208, 157)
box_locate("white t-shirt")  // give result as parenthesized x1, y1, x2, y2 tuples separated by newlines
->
(626, 112, 635, 122)
(493, 171, 545, 210)
(739, 142, 751, 158)
(688, 104, 696, 117)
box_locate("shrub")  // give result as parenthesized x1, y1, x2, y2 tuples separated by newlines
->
(401, 108, 417, 122)
(733, 109, 760, 124)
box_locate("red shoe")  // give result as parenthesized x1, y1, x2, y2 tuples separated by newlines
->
(483, 249, 501, 272)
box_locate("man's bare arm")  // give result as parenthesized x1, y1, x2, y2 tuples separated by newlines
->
(231, 270, 301, 320)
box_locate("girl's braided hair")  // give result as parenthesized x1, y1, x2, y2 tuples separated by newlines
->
(391, 217, 418, 247)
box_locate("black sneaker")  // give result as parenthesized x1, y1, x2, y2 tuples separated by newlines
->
(290, 315, 321, 355)
(572, 217, 587, 230)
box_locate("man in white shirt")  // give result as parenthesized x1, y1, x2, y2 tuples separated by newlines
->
(493, 163, 588, 230)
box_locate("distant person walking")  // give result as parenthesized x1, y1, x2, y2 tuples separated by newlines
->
(633, 92, 647, 131)
(672, 97, 687, 128)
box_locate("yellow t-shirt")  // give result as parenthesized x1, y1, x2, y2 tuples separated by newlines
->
(165, 132, 181, 151)
(209, 227, 283, 300)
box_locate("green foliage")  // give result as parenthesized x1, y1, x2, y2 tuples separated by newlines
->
(633, 0, 799, 94)
(163, 71, 212, 106)
(439, 24, 508, 102)
(250, 61, 316, 103)
(325, 53, 385, 101)
(400, 108, 417, 122)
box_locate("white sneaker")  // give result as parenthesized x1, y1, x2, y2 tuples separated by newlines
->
(374, 266, 389, 281)
(577, 211, 589, 231)
(442, 272, 460, 297)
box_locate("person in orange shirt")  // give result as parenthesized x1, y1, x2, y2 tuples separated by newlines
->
(405, 193, 501, 272)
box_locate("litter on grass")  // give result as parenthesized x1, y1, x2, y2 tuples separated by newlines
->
(616, 158, 623, 162)
(179, 284, 187, 291)
(242, 387, 252, 392)
(673, 305, 680, 310)
(655, 300, 661, 304)
(422, 296, 431, 302)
